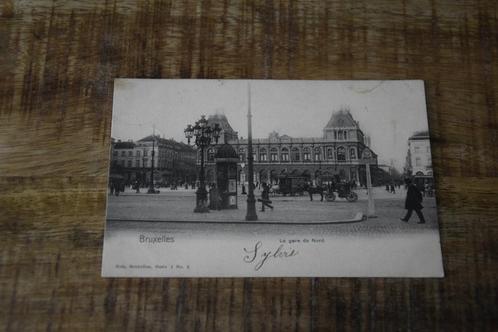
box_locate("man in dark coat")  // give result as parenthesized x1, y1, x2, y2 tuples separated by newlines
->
(258, 183, 273, 211)
(401, 178, 426, 223)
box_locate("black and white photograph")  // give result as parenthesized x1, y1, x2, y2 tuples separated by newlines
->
(102, 79, 444, 277)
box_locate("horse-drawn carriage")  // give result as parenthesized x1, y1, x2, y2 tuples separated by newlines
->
(324, 182, 358, 202)
(304, 180, 358, 202)
(274, 175, 307, 196)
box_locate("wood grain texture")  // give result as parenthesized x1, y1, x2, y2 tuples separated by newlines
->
(0, 0, 497, 330)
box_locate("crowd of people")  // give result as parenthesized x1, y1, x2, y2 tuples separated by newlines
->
(108, 178, 198, 196)
(385, 183, 401, 194)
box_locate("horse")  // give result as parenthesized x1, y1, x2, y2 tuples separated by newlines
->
(303, 183, 325, 201)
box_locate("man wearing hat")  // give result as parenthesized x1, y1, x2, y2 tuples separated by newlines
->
(400, 178, 426, 224)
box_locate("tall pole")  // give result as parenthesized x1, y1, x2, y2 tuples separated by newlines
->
(246, 83, 258, 221)
(361, 148, 376, 218)
(142, 151, 145, 186)
(194, 144, 209, 212)
(199, 145, 205, 190)
(365, 162, 376, 218)
(148, 127, 156, 194)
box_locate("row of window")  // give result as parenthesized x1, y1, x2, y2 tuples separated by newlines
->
(413, 146, 431, 154)
(113, 150, 148, 157)
(334, 130, 349, 140)
(117, 159, 180, 168)
(118, 159, 149, 168)
(414, 156, 431, 167)
(206, 146, 358, 162)
(113, 149, 181, 158)
(323, 129, 352, 140)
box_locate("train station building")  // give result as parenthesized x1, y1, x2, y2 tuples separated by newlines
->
(200, 110, 377, 187)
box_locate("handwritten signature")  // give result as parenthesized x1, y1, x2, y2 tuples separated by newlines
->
(243, 241, 299, 271)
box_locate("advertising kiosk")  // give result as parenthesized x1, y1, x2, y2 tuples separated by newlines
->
(214, 144, 239, 209)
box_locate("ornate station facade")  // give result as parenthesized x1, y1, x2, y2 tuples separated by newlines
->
(200, 110, 377, 186)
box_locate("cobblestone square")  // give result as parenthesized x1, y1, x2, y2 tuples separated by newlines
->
(106, 186, 439, 233)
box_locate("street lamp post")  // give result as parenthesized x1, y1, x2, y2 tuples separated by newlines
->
(185, 115, 221, 213)
(246, 84, 258, 221)
(362, 148, 377, 218)
(240, 162, 246, 194)
(142, 150, 146, 187)
(147, 136, 156, 194)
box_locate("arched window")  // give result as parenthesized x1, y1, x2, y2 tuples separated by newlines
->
(314, 147, 321, 161)
(303, 147, 311, 161)
(259, 148, 267, 161)
(270, 147, 278, 162)
(281, 147, 289, 162)
(350, 148, 356, 160)
(327, 147, 334, 159)
(291, 147, 300, 162)
(336, 130, 348, 140)
(207, 148, 215, 162)
(337, 147, 346, 161)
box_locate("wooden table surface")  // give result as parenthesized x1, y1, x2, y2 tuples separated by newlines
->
(1, 1, 497, 331)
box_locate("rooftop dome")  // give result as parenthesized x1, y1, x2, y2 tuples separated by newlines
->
(215, 143, 238, 159)
(324, 109, 358, 129)
(207, 113, 237, 134)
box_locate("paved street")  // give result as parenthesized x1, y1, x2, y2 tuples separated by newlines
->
(106, 186, 439, 232)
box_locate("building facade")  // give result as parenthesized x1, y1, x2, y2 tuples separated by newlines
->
(111, 136, 196, 184)
(405, 131, 433, 182)
(200, 110, 377, 186)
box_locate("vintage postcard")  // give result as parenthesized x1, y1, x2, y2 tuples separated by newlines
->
(102, 79, 444, 277)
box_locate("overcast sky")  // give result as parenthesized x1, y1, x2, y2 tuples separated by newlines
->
(112, 79, 430, 171)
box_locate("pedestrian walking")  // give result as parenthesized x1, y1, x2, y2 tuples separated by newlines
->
(258, 183, 273, 211)
(390, 184, 396, 194)
(400, 178, 426, 224)
(113, 181, 120, 196)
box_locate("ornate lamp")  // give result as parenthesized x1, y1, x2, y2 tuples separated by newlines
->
(185, 116, 222, 212)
